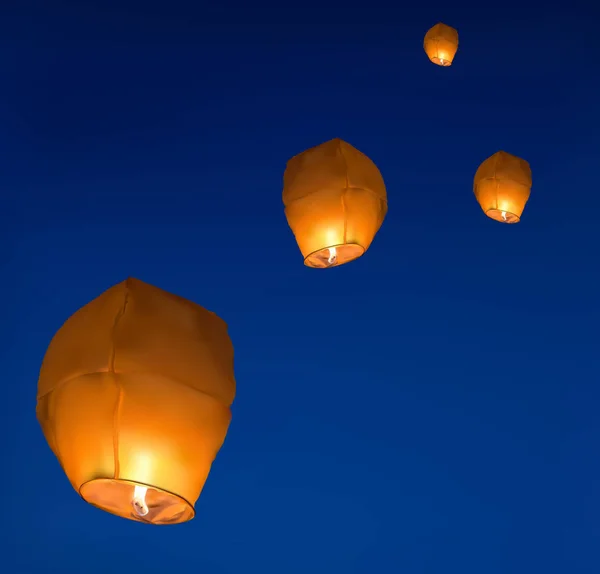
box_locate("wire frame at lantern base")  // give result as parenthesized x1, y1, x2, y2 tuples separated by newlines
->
(304, 243, 365, 269)
(485, 209, 521, 224)
(432, 56, 451, 66)
(80, 478, 194, 525)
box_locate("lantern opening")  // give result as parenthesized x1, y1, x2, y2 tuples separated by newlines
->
(485, 208, 520, 224)
(80, 478, 195, 525)
(304, 243, 365, 269)
(432, 55, 451, 66)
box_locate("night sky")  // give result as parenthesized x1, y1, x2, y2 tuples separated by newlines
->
(1, 1, 599, 572)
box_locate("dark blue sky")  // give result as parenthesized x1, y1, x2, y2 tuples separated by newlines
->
(1, 1, 599, 572)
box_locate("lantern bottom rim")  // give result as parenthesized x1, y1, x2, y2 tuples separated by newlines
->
(485, 208, 521, 224)
(304, 243, 365, 269)
(79, 478, 195, 525)
(429, 57, 452, 66)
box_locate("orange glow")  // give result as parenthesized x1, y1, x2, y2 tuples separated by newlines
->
(282, 138, 388, 269)
(473, 151, 532, 224)
(424, 23, 459, 67)
(36, 278, 235, 525)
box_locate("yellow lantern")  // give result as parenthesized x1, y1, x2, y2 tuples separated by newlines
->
(36, 278, 235, 525)
(424, 23, 459, 66)
(283, 138, 388, 268)
(473, 151, 532, 224)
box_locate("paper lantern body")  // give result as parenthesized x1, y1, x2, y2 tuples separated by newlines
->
(473, 151, 532, 224)
(283, 138, 388, 268)
(424, 23, 459, 66)
(36, 278, 235, 525)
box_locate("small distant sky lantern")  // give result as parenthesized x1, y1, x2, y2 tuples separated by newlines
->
(283, 138, 388, 269)
(424, 23, 459, 66)
(36, 278, 235, 525)
(473, 151, 532, 224)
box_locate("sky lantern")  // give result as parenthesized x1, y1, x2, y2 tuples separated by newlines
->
(473, 151, 532, 224)
(36, 278, 235, 525)
(283, 138, 388, 268)
(423, 23, 459, 66)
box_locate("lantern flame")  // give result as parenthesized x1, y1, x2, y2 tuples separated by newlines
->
(327, 247, 337, 265)
(501, 211, 507, 221)
(132, 485, 149, 517)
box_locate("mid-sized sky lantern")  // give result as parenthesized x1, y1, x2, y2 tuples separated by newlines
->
(283, 138, 388, 269)
(423, 23, 459, 66)
(473, 151, 532, 224)
(36, 278, 236, 525)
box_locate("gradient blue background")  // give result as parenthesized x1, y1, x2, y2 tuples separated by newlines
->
(1, 1, 599, 572)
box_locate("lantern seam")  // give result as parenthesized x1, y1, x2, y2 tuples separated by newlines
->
(283, 185, 385, 206)
(338, 140, 349, 245)
(36, 371, 233, 406)
(109, 288, 130, 480)
(493, 152, 500, 210)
